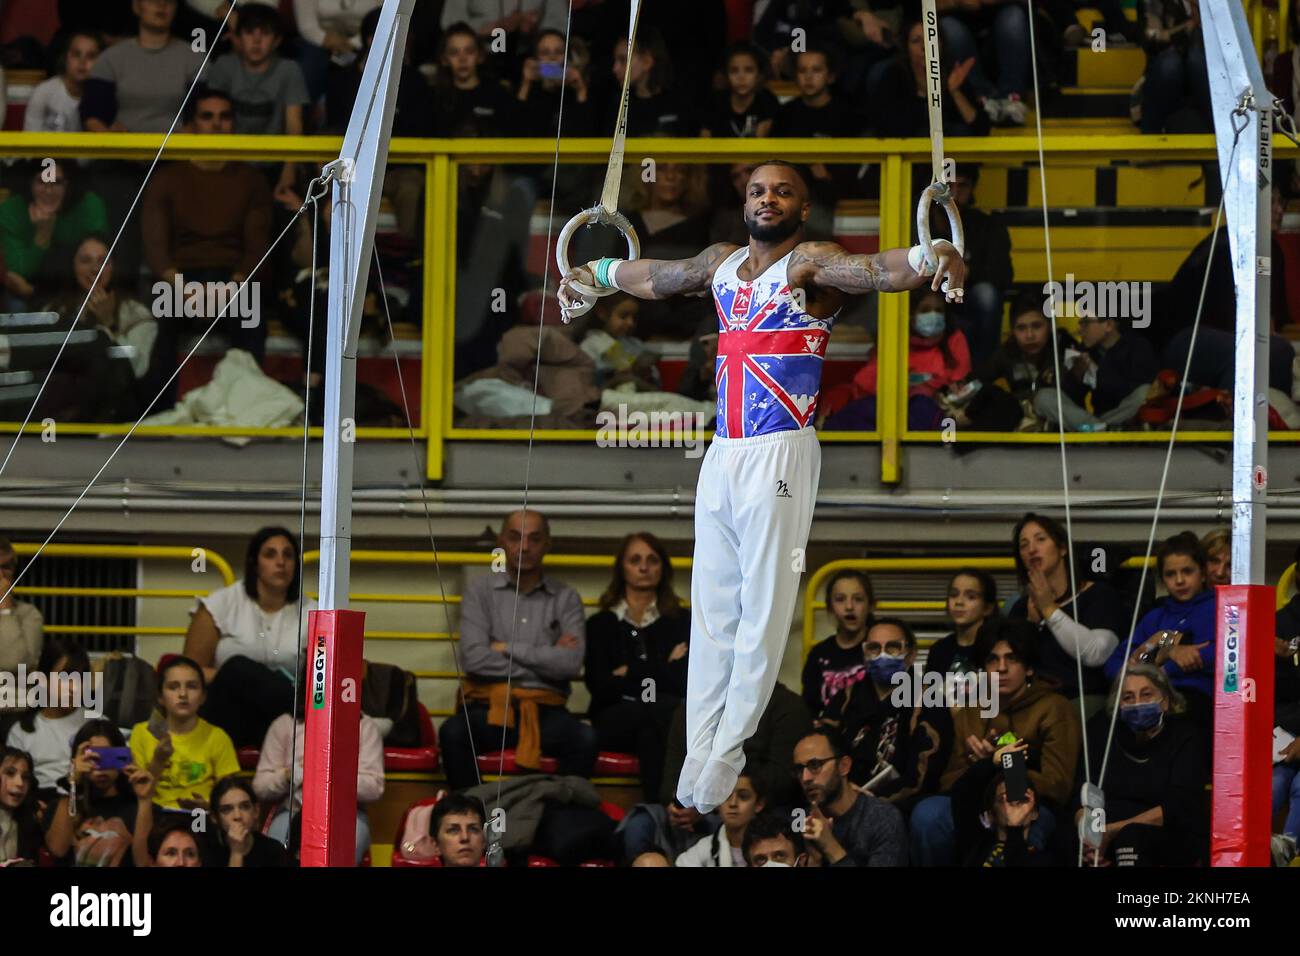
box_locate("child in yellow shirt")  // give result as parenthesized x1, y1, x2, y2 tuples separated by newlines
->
(129, 656, 239, 811)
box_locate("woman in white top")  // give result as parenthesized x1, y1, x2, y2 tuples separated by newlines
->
(183, 527, 316, 746)
(24, 32, 100, 133)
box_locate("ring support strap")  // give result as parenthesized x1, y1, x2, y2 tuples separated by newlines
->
(599, 0, 642, 216)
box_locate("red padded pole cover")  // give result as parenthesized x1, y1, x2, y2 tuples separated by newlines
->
(1211, 585, 1275, 867)
(301, 609, 365, 867)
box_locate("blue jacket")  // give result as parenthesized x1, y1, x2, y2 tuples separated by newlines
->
(1103, 589, 1216, 699)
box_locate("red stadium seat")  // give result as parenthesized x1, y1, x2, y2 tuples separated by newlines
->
(382, 703, 439, 771)
(476, 750, 639, 777)
(237, 746, 260, 771)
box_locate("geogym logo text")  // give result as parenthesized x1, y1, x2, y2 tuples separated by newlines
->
(312, 636, 327, 709)
(1222, 605, 1240, 694)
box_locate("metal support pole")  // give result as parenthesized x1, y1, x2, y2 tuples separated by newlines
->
(1203, 0, 1270, 585)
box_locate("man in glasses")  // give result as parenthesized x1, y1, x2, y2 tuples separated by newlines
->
(815, 617, 951, 802)
(792, 728, 907, 866)
(1032, 306, 1157, 432)
(0, 537, 44, 720)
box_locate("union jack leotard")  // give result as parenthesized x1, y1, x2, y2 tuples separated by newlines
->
(710, 247, 836, 438)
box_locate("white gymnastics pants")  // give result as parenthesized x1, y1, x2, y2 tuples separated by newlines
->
(687, 426, 821, 775)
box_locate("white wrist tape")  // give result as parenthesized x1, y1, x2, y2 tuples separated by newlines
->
(908, 244, 935, 276)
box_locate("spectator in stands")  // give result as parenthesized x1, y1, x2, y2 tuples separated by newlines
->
(516, 29, 595, 137)
(439, 0, 567, 49)
(140, 814, 203, 867)
(82, 0, 206, 133)
(816, 618, 954, 802)
(708, 162, 758, 247)
(1158, 191, 1295, 398)
(326, 8, 434, 138)
(1105, 531, 1216, 733)
(952, 749, 1054, 865)
(5, 636, 90, 802)
(1274, 549, 1300, 846)
(820, 289, 971, 430)
(433, 22, 518, 137)
(1005, 513, 1125, 707)
(140, 87, 273, 389)
(430, 792, 488, 867)
(676, 329, 720, 406)
(1138, 0, 1211, 134)
(1, 160, 107, 310)
(675, 773, 765, 867)
(772, 46, 864, 209)
(45, 721, 147, 867)
(584, 532, 689, 802)
(934, 164, 1014, 367)
(610, 27, 691, 136)
(926, 568, 999, 679)
(1074, 665, 1209, 865)
(0, 538, 43, 712)
(1201, 528, 1230, 587)
(801, 569, 874, 716)
(619, 682, 812, 863)
(953, 290, 1077, 432)
(183, 527, 315, 747)
(867, 18, 989, 137)
(207, 776, 288, 867)
(742, 809, 810, 866)
(292, 0, 383, 105)
(24, 31, 100, 132)
(754, 0, 853, 81)
(128, 655, 240, 811)
(250, 676, 384, 868)
(0, 747, 41, 864)
(438, 509, 597, 789)
(794, 728, 908, 865)
(1033, 306, 1158, 431)
(43, 234, 160, 395)
(910, 618, 1081, 865)
(700, 42, 778, 138)
(938, 0, 1031, 126)
(578, 295, 663, 390)
(205, 4, 309, 136)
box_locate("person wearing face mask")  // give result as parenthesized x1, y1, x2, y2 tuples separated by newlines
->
(742, 810, 810, 867)
(820, 289, 971, 430)
(816, 618, 952, 804)
(792, 729, 908, 866)
(1072, 666, 1208, 866)
(1104, 531, 1217, 734)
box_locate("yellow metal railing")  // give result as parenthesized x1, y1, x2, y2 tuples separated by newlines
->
(10, 543, 235, 638)
(1, 131, 1298, 487)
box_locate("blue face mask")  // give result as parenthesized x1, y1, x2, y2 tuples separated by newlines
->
(1120, 700, 1164, 732)
(914, 310, 946, 337)
(868, 653, 908, 684)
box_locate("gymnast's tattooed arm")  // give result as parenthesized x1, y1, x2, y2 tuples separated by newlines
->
(789, 241, 967, 302)
(558, 242, 738, 309)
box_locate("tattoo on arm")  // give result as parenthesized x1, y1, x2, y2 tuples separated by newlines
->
(794, 241, 894, 294)
(647, 242, 736, 298)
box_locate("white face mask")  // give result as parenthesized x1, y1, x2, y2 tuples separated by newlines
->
(761, 860, 792, 868)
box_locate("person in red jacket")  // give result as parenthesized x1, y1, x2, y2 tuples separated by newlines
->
(819, 289, 971, 430)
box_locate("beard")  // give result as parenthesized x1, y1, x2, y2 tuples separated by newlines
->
(745, 210, 802, 242)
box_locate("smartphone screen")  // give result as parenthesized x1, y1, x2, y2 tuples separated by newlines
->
(91, 747, 133, 771)
(539, 61, 565, 81)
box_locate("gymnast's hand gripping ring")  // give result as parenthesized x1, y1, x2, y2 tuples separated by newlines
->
(916, 180, 966, 276)
(555, 205, 641, 321)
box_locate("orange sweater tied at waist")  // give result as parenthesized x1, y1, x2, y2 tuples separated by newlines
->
(461, 680, 568, 770)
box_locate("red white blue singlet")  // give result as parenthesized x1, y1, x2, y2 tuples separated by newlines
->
(710, 247, 836, 438)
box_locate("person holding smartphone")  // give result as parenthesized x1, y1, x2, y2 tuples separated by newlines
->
(45, 720, 149, 867)
(951, 738, 1055, 866)
(516, 29, 594, 137)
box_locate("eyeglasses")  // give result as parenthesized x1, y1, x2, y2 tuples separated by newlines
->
(863, 641, 906, 659)
(790, 756, 836, 778)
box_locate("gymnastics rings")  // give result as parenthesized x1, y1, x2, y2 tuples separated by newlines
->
(555, 204, 641, 320)
(916, 180, 966, 276)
